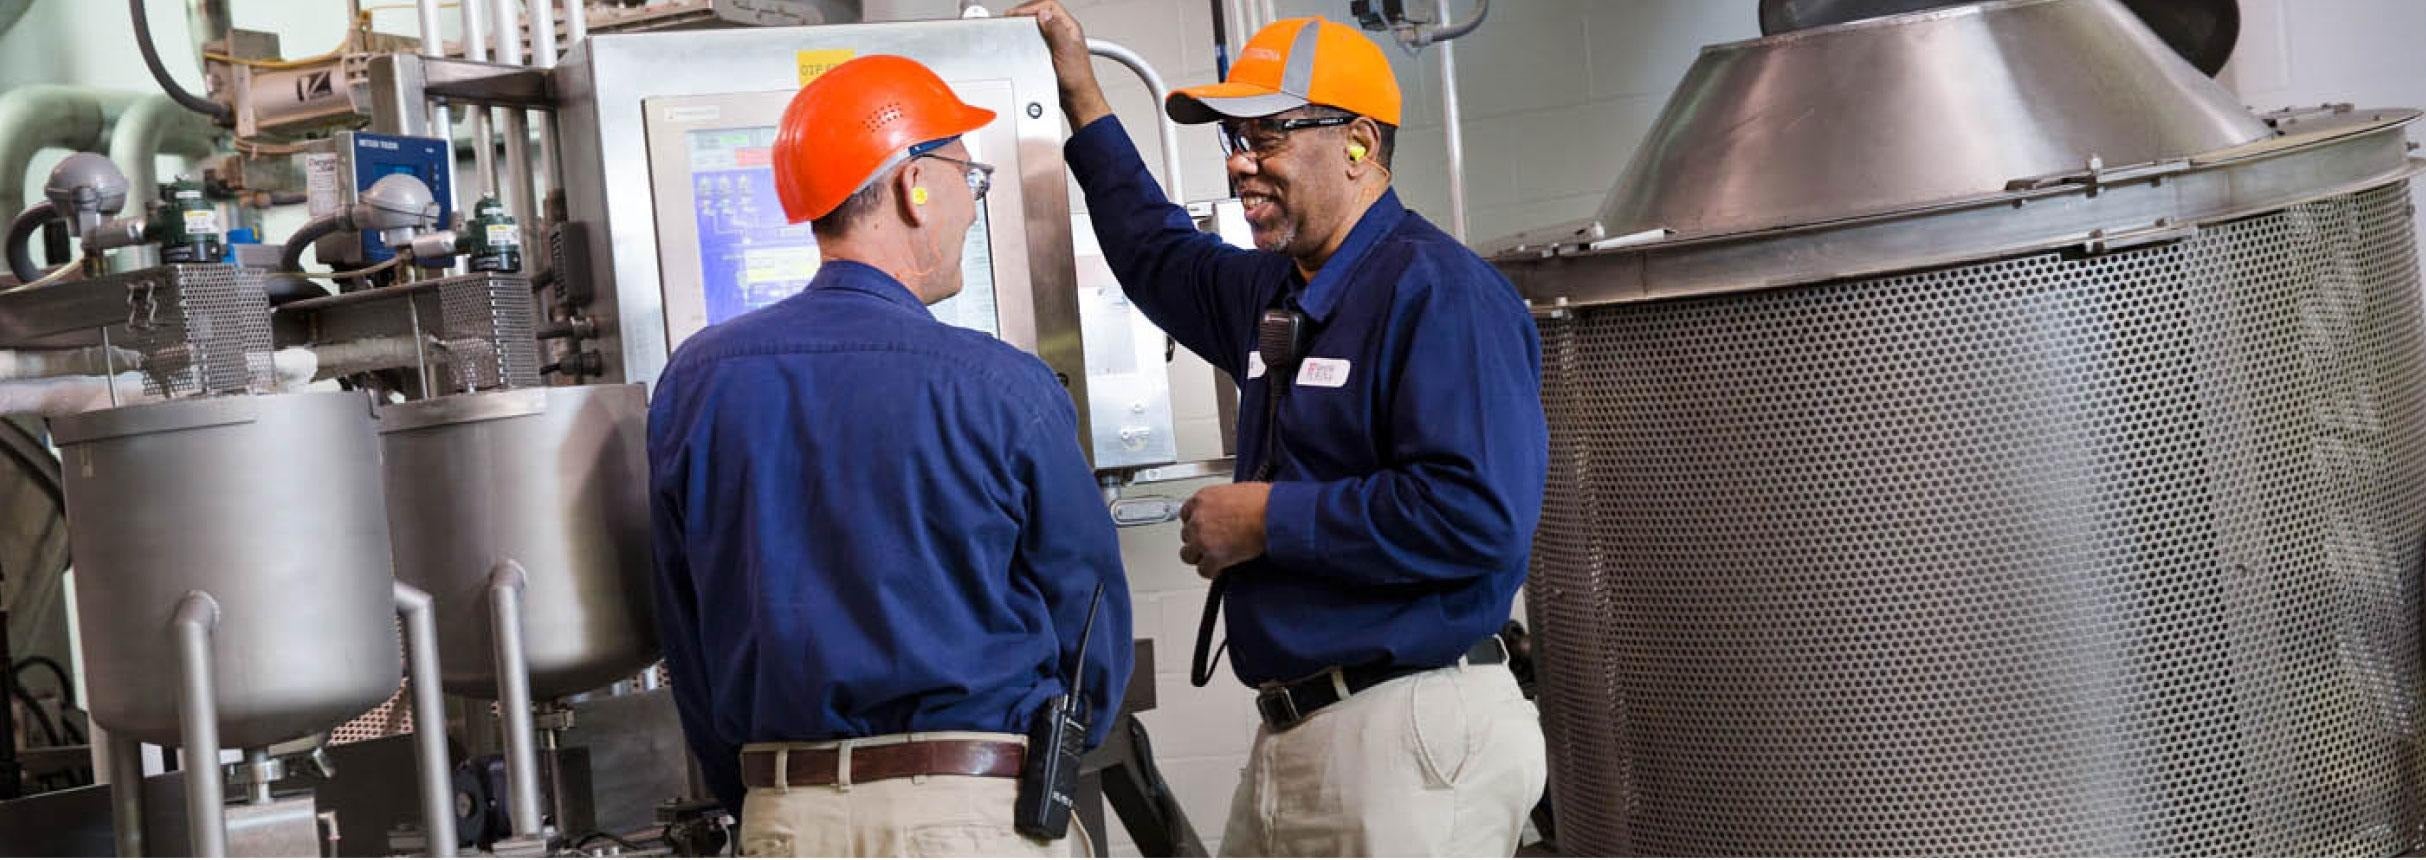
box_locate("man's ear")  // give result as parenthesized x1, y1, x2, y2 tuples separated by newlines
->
(1345, 118, 1383, 179)
(894, 161, 931, 228)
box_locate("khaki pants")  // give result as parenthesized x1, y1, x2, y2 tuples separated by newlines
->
(1220, 663, 1547, 857)
(736, 732, 1082, 858)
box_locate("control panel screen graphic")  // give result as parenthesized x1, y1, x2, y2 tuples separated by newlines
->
(685, 126, 998, 335)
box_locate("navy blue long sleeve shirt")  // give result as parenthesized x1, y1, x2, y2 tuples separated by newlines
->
(1066, 116, 1547, 685)
(648, 261, 1131, 814)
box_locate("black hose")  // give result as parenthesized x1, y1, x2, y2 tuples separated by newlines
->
(6, 202, 59, 284)
(9, 685, 59, 748)
(572, 831, 646, 852)
(13, 657, 74, 706)
(278, 213, 349, 273)
(131, 0, 231, 123)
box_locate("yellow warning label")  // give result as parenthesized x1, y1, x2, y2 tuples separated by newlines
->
(796, 49, 857, 86)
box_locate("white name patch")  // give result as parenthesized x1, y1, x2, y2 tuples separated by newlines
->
(1297, 357, 1352, 388)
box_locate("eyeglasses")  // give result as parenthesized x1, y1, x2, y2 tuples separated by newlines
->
(915, 152, 995, 200)
(1219, 115, 1357, 160)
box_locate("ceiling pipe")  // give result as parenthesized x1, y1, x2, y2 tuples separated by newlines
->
(109, 94, 222, 208)
(0, 86, 141, 211)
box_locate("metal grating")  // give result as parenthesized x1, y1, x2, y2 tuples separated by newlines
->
(1529, 182, 2426, 855)
(433, 272, 542, 392)
(95, 264, 278, 399)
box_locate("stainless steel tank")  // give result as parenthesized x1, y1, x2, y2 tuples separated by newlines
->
(378, 383, 655, 699)
(54, 392, 401, 750)
(1490, 0, 2426, 854)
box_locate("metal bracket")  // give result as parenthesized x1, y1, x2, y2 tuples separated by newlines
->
(126, 280, 161, 332)
(2262, 102, 2358, 131)
(2006, 155, 2194, 195)
(2081, 218, 2200, 255)
(373, 55, 557, 109)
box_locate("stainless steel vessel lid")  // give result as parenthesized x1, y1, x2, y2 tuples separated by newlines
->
(1599, 0, 2268, 244)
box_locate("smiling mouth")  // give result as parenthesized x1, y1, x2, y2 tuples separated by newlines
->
(1241, 192, 1279, 222)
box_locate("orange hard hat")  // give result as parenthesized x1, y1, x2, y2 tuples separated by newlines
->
(1167, 17, 1401, 126)
(772, 55, 996, 223)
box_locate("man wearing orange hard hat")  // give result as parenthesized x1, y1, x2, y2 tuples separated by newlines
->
(1013, 2, 1549, 856)
(649, 53, 1129, 857)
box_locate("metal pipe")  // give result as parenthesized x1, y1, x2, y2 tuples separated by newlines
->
(0, 85, 138, 210)
(461, 0, 498, 200)
(532, 0, 559, 67)
(170, 590, 225, 858)
(184, 0, 232, 58)
(1087, 39, 1185, 202)
(494, 0, 537, 241)
(241, 749, 271, 805)
(108, 94, 220, 208)
(566, 0, 586, 46)
(415, 0, 462, 218)
(107, 730, 146, 857)
(1427, 0, 1488, 44)
(487, 560, 544, 838)
(1436, 0, 1467, 240)
(394, 583, 459, 857)
(530, 0, 562, 262)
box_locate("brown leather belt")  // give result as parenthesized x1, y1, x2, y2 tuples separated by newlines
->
(739, 739, 1025, 788)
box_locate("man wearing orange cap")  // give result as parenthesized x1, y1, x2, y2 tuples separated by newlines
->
(648, 54, 1129, 857)
(1014, 2, 1549, 856)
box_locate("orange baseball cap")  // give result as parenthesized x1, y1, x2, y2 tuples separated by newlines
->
(1166, 17, 1403, 126)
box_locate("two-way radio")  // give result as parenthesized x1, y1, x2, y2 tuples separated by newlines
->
(1014, 582, 1107, 840)
(1190, 308, 1309, 687)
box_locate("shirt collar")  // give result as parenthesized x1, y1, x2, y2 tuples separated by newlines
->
(805, 259, 932, 317)
(1295, 188, 1407, 323)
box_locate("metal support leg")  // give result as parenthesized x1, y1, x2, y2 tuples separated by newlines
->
(395, 582, 460, 857)
(171, 591, 226, 858)
(487, 561, 545, 839)
(241, 749, 271, 805)
(107, 731, 146, 857)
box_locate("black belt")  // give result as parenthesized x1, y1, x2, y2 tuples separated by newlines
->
(1253, 637, 1508, 731)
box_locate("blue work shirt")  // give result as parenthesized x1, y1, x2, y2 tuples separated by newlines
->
(647, 260, 1132, 814)
(1066, 117, 1547, 685)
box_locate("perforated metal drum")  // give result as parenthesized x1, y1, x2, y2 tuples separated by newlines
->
(1527, 184, 2426, 854)
(1491, 1, 2426, 853)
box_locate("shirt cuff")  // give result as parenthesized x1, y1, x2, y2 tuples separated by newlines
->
(1263, 479, 1323, 568)
(1064, 114, 1136, 181)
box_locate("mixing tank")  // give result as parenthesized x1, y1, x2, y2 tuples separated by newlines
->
(377, 383, 655, 700)
(56, 390, 400, 751)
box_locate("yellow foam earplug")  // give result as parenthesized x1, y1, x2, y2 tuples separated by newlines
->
(911, 186, 930, 205)
(1347, 143, 1368, 162)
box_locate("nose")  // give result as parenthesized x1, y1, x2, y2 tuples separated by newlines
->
(1226, 149, 1259, 181)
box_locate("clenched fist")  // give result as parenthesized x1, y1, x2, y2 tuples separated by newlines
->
(1179, 482, 1272, 580)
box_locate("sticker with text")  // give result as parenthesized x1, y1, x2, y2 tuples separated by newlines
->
(796, 49, 857, 85)
(1297, 357, 1351, 388)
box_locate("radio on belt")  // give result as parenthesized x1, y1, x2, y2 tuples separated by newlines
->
(1014, 582, 1104, 840)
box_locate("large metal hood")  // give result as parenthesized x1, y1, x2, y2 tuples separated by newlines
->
(1597, 0, 2271, 243)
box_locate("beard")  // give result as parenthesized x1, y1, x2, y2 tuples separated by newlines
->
(1248, 212, 1298, 254)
